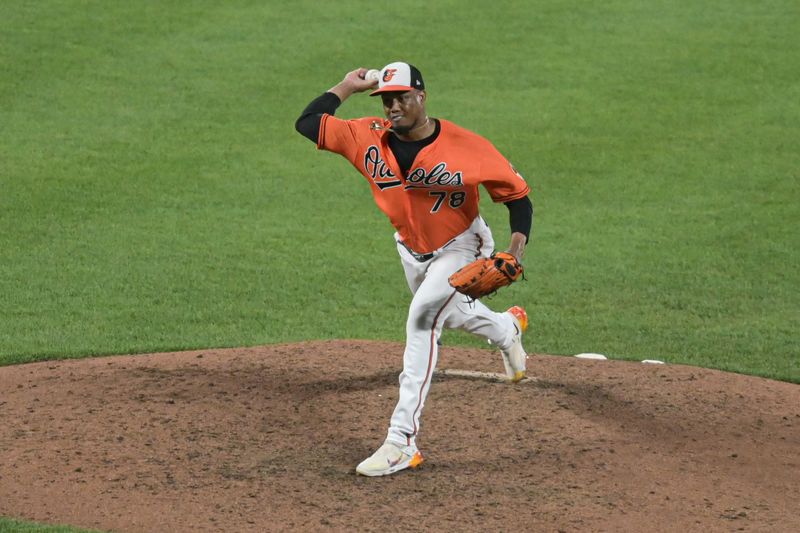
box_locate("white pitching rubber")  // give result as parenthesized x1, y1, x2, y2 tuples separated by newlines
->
(434, 368, 535, 383)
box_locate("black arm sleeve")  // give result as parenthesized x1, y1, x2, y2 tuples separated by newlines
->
(504, 196, 533, 242)
(295, 92, 342, 143)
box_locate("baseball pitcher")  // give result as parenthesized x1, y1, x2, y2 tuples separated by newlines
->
(295, 62, 533, 476)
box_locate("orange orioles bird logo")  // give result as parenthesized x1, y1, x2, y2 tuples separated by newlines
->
(382, 69, 398, 82)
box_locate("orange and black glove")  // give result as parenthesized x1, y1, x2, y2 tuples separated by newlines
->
(448, 252, 523, 300)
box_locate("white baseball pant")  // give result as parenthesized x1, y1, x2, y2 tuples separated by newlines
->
(385, 216, 518, 448)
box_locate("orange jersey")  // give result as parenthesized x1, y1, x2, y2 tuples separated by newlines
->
(318, 115, 530, 253)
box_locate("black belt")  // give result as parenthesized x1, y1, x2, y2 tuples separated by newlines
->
(399, 240, 434, 262)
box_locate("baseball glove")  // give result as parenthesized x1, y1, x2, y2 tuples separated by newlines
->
(448, 252, 523, 300)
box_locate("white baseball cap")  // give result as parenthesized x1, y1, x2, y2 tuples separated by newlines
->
(370, 61, 425, 96)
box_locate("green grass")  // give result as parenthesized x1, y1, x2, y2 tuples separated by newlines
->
(0, 518, 103, 533)
(1, 0, 797, 386)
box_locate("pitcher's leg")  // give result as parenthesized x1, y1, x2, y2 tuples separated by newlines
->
(439, 245, 528, 381)
(385, 255, 462, 447)
(443, 297, 518, 350)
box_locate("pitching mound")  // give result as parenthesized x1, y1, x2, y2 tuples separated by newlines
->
(1, 340, 798, 532)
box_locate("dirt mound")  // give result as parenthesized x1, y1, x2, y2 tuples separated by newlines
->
(1, 340, 798, 532)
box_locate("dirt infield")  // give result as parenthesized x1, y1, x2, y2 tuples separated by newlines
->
(1, 340, 798, 532)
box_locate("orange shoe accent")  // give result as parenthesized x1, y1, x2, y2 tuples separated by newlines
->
(507, 306, 528, 332)
(409, 451, 424, 468)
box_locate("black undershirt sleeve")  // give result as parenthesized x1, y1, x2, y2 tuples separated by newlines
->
(295, 92, 342, 143)
(505, 196, 533, 242)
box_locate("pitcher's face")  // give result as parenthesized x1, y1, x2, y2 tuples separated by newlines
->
(381, 90, 426, 135)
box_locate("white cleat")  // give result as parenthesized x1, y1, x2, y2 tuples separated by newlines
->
(355, 442, 424, 477)
(501, 306, 528, 383)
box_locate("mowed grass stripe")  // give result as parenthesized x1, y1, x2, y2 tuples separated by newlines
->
(0, 1, 797, 384)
